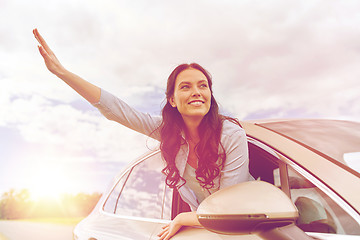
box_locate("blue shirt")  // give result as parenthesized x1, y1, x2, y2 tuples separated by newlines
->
(93, 89, 253, 210)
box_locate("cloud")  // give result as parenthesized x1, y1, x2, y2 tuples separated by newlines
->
(1, 86, 153, 164)
(2, 0, 360, 166)
(2, 0, 360, 195)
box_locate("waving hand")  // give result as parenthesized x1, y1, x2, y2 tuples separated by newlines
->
(33, 28, 100, 103)
(33, 28, 66, 76)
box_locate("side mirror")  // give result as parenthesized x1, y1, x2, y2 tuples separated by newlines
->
(196, 181, 298, 235)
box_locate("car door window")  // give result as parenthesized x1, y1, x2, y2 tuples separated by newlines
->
(287, 167, 360, 235)
(163, 182, 173, 220)
(103, 152, 172, 220)
(103, 170, 131, 214)
(249, 139, 359, 235)
(248, 141, 280, 184)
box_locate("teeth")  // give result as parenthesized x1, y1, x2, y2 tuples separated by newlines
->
(189, 101, 203, 106)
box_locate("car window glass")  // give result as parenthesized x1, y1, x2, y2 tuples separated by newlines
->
(103, 170, 131, 214)
(273, 168, 281, 187)
(114, 153, 168, 219)
(248, 141, 279, 184)
(163, 184, 173, 220)
(287, 167, 360, 235)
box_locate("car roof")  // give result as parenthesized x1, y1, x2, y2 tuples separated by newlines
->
(245, 118, 360, 168)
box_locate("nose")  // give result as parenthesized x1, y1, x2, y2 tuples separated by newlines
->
(191, 86, 201, 97)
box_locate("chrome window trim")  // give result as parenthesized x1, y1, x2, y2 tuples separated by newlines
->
(100, 150, 166, 219)
(247, 137, 279, 158)
(101, 210, 171, 224)
(99, 167, 132, 213)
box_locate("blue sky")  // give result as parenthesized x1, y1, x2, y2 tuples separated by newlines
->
(1, 0, 360, 196)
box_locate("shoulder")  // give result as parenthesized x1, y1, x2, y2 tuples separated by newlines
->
(221, 119, 246, 138)
(220, 119, 247, 150)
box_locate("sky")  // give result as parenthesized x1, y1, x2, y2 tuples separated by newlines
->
(1, 0, 360, 197)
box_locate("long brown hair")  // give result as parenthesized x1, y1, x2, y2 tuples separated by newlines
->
(159, 63, 237, 189)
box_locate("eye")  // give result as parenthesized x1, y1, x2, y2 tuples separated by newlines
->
(200, 83, 208, 88)
(180, 85, 189, 90)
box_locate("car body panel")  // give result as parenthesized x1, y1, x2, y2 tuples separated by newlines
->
(75, 212, 160, 240)
(257, 119, 360, 165)
(240, 121, 360, 213)
(150, 224, 262, 240)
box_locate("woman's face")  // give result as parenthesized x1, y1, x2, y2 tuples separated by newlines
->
(169, 68, 212, 122)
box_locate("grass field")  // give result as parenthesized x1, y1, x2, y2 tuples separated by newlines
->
(14, 217, 84, 226)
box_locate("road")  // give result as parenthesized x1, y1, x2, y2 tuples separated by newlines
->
(0, 220, 74, 240)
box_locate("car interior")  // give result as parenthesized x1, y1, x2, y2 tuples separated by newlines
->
(171, 140, 280, 219)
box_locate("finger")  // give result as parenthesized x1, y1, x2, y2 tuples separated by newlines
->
(161, 226, 169, 232)
(157, 226, 169, 237)
(33, 28, 42, 45)
(164, 232, 171, 240)
(38, 45, 50, 59)
(162, 224, 170, 229)
(158, 230, 168, 240)
(33, 28, 53, 54)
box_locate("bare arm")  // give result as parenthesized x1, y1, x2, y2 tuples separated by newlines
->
(158, 212, 201, 240)
(33, 28, 100, 104)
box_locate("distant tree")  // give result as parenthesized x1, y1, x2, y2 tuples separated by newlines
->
(61, 192, 102, 217)
(0, 189, 101, 219)
(0, 189, 33, 219)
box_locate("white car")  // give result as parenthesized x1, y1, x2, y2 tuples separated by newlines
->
(74, 119, 360, 240)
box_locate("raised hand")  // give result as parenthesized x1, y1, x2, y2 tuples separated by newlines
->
(33, 28, 66, 76)
(32, 28, 100, 103)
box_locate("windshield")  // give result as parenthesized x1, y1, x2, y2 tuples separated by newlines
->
(258, 119, 360, 175)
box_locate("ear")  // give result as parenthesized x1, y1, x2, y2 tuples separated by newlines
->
(169, 97, 177, 108)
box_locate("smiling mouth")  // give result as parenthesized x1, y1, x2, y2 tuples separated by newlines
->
(188, 100, 204, 106)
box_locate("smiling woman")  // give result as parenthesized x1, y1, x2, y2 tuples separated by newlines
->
(33, 29, 253, 240)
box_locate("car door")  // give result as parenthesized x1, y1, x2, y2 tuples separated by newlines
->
(98, 151, 172, 240)
(278, 160, 360, 239)
(247, 138, 360, 239)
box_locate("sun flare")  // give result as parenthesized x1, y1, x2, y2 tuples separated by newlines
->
(27, 162, 76, 201)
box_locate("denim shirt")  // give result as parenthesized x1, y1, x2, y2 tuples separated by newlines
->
(93, 89, 253, 211)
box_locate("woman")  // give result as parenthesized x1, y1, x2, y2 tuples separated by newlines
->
(33, 28, 253, 240)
